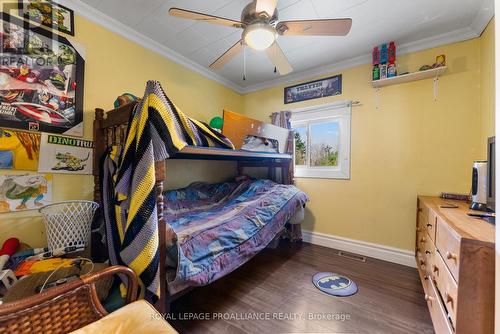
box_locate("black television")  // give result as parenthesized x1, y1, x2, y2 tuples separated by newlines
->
(487, 136, 495, 212)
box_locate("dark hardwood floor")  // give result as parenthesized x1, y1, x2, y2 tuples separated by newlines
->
(169, 242, 434, 334)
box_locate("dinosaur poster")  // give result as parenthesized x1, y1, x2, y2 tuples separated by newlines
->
(0, 12, 85, 136)
(38, 133, 93, 174)
(0, 128, 41, 170)
(0, 173, 52, 213)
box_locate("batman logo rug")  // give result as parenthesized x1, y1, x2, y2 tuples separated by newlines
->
(312, 272, 358, 297)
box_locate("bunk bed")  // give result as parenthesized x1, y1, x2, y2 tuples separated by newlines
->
(93, 99, 306, 313)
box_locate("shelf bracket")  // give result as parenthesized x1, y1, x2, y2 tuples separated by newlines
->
(433, 76, 439, 101)
(374, 88, 380, 109)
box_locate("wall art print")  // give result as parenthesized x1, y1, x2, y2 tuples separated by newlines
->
(0, 12, 84, 136)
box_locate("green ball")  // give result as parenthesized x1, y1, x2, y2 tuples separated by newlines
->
(209, 116, 223, 129)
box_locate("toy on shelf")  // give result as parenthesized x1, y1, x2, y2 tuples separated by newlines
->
(387, 42, 397, 78)
(419, 54, 446, 71)
(372, 41, 397, 80)
(372, 46, 380, 80)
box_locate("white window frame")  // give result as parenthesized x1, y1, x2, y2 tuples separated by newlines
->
(291, 101, 351, 179)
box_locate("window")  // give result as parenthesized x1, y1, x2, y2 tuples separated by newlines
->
(291, 101, 351, 179)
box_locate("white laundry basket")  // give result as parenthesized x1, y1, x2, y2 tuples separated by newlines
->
(39, 200, 99, 250)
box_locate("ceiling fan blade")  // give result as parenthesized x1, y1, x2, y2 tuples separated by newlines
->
(209, 40, 244, 70)
(277, 18, 352, 36)
(169, 8, 243, 28)
(256, 0, 278, 18)
(265, 42, 293, 75)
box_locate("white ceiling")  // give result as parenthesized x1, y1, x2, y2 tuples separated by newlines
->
(71, 0, 493, 92)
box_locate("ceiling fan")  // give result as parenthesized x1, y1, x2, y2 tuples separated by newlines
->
(169, 0, 352, 76)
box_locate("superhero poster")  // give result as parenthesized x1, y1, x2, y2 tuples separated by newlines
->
(0, 12, 84, 136)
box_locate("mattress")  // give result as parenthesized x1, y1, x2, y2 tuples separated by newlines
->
(163, 178, 308, 294)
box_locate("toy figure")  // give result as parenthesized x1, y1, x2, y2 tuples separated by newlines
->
(38, 90, 60, 110)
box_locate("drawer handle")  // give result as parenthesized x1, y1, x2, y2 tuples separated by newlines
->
(445, 292, 454, 307)
(424, 294, 434, 302)
(432, 265, 439, 273)
(446, 251, 457, 261)
(425, 250, 431, 255)
(426, 223, 433, 228)
(420, 260, 426, 269)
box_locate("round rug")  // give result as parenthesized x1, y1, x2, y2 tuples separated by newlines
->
(312, 272, 358, 297)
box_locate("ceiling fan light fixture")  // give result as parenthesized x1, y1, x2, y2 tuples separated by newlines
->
(243, 23, 277, 51)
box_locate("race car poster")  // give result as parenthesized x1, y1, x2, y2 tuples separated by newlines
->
(0, 127, 40, 170)
(0, 12, 85, 136)
(284, 75, 342, 104)
(0, 173, 52, 213)
(38, 133, 93, 174)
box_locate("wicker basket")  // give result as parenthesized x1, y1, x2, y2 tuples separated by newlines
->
(39, 201, 99, 250)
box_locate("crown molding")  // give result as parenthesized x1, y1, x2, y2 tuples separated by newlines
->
(61, 0, 493, 96)
(58, 0, 246, 94)
(470, 0, 495, 35)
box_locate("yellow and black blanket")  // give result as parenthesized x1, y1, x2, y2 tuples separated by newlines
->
(102, 81, 234, 301)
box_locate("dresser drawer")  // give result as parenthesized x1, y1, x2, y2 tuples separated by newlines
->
(433, 251, 458, 326)
(417, 199, 429, 223)
(426, 209, 438, 241)
(424, 277, 454, 334)
(417, 212, 427, 233)
(436, 216, 461, 282)
(416, 232, 435, 276)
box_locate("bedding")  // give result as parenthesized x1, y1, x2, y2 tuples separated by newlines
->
(163, 178, 308, 294)
(102, 80, 234, 302)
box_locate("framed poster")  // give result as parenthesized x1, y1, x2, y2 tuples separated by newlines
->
(19, 0, 74, 36)
(0, 128, 40, 170)
(284, 75, 342, 104)
(0, 173, 52, 213)
(0, 12, 85, 136)
(38, 133, 93, 174)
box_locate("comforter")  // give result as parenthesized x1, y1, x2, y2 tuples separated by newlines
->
(163, 178, 308, 294)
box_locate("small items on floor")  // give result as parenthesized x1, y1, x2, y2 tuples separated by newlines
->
(312, 272, 358, 297)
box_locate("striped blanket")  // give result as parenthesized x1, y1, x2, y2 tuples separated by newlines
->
(102, 81, 234, 302)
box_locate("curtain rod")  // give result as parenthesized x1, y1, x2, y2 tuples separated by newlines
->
(268, 100, 362, 118)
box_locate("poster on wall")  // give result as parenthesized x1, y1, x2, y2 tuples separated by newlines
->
(38, 133, 93, 174)
(0, 127, 40, 170)
(0, 12, 85, 136)
(284, 75, 342, 104)
(19, 0, 75, 36)
(0, 173, 52, 213)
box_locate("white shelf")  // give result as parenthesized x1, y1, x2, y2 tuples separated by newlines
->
(372, 66, 447, 88)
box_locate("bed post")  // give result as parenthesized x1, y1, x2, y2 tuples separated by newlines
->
(91, 108, 107, 260)
(93, 108, 105, 204)
(155, 161, 168, 314)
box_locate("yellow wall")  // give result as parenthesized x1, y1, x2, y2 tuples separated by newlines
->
(0, 9, 241, 247)
(243, 39, 486, 251)
(480, 18, 496, 157)
(1, 2, 494, 254)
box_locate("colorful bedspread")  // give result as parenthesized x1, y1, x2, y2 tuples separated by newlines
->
(163, 179, 308, 294)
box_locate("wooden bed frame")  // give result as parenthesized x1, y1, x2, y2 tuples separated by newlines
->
(93, 101, 297, 313)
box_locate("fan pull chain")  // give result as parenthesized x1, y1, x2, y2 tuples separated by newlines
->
(243, 43, 246, 81)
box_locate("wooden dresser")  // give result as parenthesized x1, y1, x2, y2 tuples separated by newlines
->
(416, 196, 495, 334)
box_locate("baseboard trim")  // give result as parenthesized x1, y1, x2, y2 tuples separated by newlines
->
(302, 230, 416, 268)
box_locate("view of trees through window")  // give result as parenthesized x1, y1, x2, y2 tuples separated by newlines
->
(294, 127, 307, 165)
(293, 121, 340, 167)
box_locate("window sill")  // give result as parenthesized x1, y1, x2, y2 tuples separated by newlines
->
(295, 168, 350, 180)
